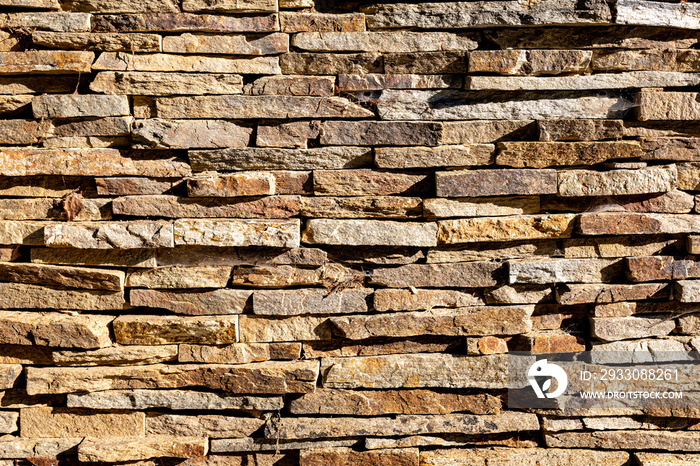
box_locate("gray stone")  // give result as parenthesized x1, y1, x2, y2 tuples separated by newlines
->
(292, 31, 477, 52)
(469, 49, 592, 75)
(126, 266, 232, 289)
(52, 345, 178, 366)
(376, 145, 494, 168)
(508, 258, 622, 284)
(253, 289, 371, 315)
(239, 315, 333, 342)
(558, 165, 677, 197)
(0, 12, 91, 32)
(320, 121, 442, 146)
(32, 248, 158, 268)
(467, 72, 700, 91)
(300, 196, 423, 219)
(32, 32, 162, 52)
(78, 436, 207, 462)
(546, 430, 700, 452)
(0, 438, 82, 459)
(591, 316, 676, 341)
(280, 52, 382, 75)
(302, 219, 437, 247)
(338, 73, 461, 91)
(370, 262, 502, 288)
(132, 119, 252, 149)
(174, 219, 300, 248)
(32, 95, 130, 118)
(163, 33, 287, 55)
(437, 169, 556, 197)
(146, 413, 263, 438)
(246, 76, 334, 96)
(60, 0, 177, 12)
(373, 289, 483, 311)
(113, 195, 300, 219)
(617, 0, 700, 30)
(539, 119, 624, 141)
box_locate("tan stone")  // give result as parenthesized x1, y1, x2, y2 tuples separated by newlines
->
(591, 316, 676, 341)
(174, 219, 300, 248)
(130, 289, 251, 315)
(126, 266, 232, 289)
(544, 189, 694, 214)
(441, 120, 535, 144)
(0, 262, 123, 291)
(0, 50, 93, 74)
(539, 118, 624, 141)
(438, 214, 576, 244)
(20, 407, 144, 438)
(0, 438, 82, 459)
(0, 95, 33, 114)
(91, 71, 243, 95)
(257, 121, 320, 148)
(133, 119, 252, 149)
(331, 306, 533, 339)
(91, 12, 278, 33)
(45, 221, 174, 249)
(183, 0, 276, 12)
(158, 246, 326, 268)
(187, 172, 274, 197)
(437, 168, 556, 197)
(32, 95, 129, 118)
(78, 436, 207, 462)
(0, 119, 50, 145)
(313, 169, 430, 196)
(32, 31, 161, 52)
(420, 448, 628, 466)
(617, 0, 700, 29)
(374, 289, 483, 311)
(384, 51, 466, 74)
(96, 177, 179, 196)
(485, 285, 554, 305)
(496, 141, 643, 168)
(0, 76, 76, 94)
(320, 121, 442, 147)
(293, 31, 476, 52)
(147, 414, 262, 438)
(239, 315, 332, 342)
(579, 212, 700, 236)
(638, 91, 700, 121)
(557, 283, 671, 304)
(302, 219, 437, 247)
(0, 148, 191, 177)
(558, 165, 676, 197)
(376, 145, 493, 169)
(470, 49, 591, 75)
(280, 52, 382, 75)
(163, 33, 286, 55)
(246, 76, 334, 96)
(0, 246, 19, 262)
(231, 263, 360, 288)
(114, 315, 237, 345)
(678, 162, 700, 190)
(516, 333, 585, 353)
(300, 448, 418, 466)
(546, 430, 700, 452)
(32, 248, 158, 268)
(300, 196, 423, 219)
(290, 388, 499, 415)
(93, 51, 280, 74)
(153, 95, 373, 119)
(253, 289, 370, 315)
(179, 343, 268, 364)
(190, 147, 371, 171)
(0, 411, 17, 434)
(0, 282, 124, 310)
(280, 12, 365, 32)
(322, 353, 507, 389)
(509, 258, 622, 284)
(636, 452, 700, 465)
(305, 337, 460, 359)
(0, 364, 21, 389)
(338, 73, 461, 91)
(0, 0, 59, 7)
(53, 345, 178, 366)
(564, 235, 682, 258)
(424, 196, 540, 218)
(369, 262, 502, 288)
(27, 360, 319, 395)
(0, 221, 48, 246)
(0, 311, 113, 349)
(114, 195, 300, 219)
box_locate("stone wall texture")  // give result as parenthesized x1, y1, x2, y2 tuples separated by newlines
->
(0, 0, 699, 464)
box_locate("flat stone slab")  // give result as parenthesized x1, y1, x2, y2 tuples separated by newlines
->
(174, 219, 300, 248)
(302, 219, 437, 247)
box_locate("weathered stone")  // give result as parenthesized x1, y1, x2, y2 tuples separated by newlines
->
(678, 162, 700, 190)
(0, 221, 47, 246)
(320, 121, 441, 147)
(626, 256, 700, 282)
(290, 388, 498, 416)
(1, 149, 190, 177)
(564, 236, 682, 259)
(0, 311, 113, 348)
(539, 119, 624, 141)
(212, 438, 358, 454)
(367, 435, 537, 450)
(253, 289, 370, 316)
(469, 50, 591, 75)
(0, 246, 19, 262)
(331, 306, 533, 339)
(305, 337, 460, 359)
(383, 51, 466, 74)
(374, 289, 483, 311)
(50, 117, 132, 139)
(420, 448, 628, 466)
(293, 31, 476, 52)
(114, 315, 237, 345)
(0, 197, 110, 221)
(617, 0, 700, 29)
(579, 212, 700, 236)
(187, 173, 274, 197)
(26, 360, 319, 395)
(322, 353, 507, 389)
(485, 285, 554, 305)
(163, 33, 286, 55)
(424, 197, 540, 218)
(592, 49, 700, 72)
(466, 335, 509, 354)
(497, 141, 642, 168)
(0, 75, 73, 94)
(300, 196, 423, 219)
(0, 95, 32, 114)
(78, 436, 207, 462)
(158, 246, 326, 268)
(303, 219, 437, 247)
(0, 50, 93, 75)
(591, 316, 676, 341)
(232, 263, 361, 288)
(436, 169, 556, 198)
(70, 391, 279, 417)
(147, 414, 262, 438)
(376, 145, 494, 169)
(239, 315, 332, 342)
(0, 12, 91, 32)
(154, 95, 373, 119)
(370, 262, 502, 288)
(0, 281, 125, 310)
(0, 119, 50, 144)
(643, 139, 700, 162)
(32, 32, 161, 52)
(133, 119, 252, 149)
(20, 407, 144, 438)
(174, 219, 300, 248)
(32, 95, 129, 119)
(280, 12, 365, 32)
(638, 91, 700, 121)
(91, 72, 243, 95)
(546, 430, 700, 451)
(41, 136, 129, 148)
(593, 301, 700, 319)
(557, 283, 671, 305)
(130, 289, 251, 315)
(246, 76, 334, 96)
(438, 214, 576, 244)
(268, 412, 537, 439)
(182, 0, 275, 12)
(366, 1, 612, 29)
(636, 452, 700, 466)
(179, 343, 270, 364)
(92, 13, 278, 33)
(0, 262, 123, 291)
(509, 258, 622, 284)
(32, 248, 158, 268)
(676, 280, 700, 304)
(126, 266, 231, 289)
(45, 222, 173, 249)
(0, 364, 21, 389)
(516, 333, 585, 353)
(558, 165, 676, 197)
(52, 345, 178, 366)
(280, 53, 382, 75)
(441, 120, 535, 144)
(0, 0, 58, 7)
(378, 90, 632, 121)
(115, 195, 299, 219)
(0, 438, 81, 459)
(61, 0, 176, 12)
(324, 246, 424, 266)
(0, 412, 17, 433)
(544, 190, 694, 214)
(300, 448, 418, 466)
(316, 170, 428, 198)
(338, 73, 461, 91)
(93, 52, 280, 74)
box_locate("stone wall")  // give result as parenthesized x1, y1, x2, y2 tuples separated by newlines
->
(0, 0, 699, 464)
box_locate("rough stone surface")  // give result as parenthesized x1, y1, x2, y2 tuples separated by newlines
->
(497, 141, 643, 168)
(91, 13, 279, 33)
(424, 197, 540, 218)
(369, 262, 502, 288)
(190, 147, 371, 171)
(293, 32, 477, 53)
(20, 407, 145, 438)
(113, 315, 238, 345)
(253, 289, 371, 315)
(508, 258, 622, 284)
(91, 72, 244, 95)
(0, 282, 124, 310)
(375, 144, 494, 168)
(78, 436, 208, 462)
(133, 119, 252, 149)
(174, 219, 300, 247)
(373, 289, 483, 311)
(126, 266, 232, 289)
(130, 289, 251, 314)
(146, 413, 263, 438)
(0, 262, 124, 291)
(558, 165, 676, 197)
(438, 214, 576, 244)
(68, 390, 282, 411)
(436, 169, 556, 197)
(420, 448, 629, 466)
(0, 311, 114, 348)
(0, 50, 93, 74)
(32, 95, 130, 118)
(45, 222, 174, 249)
(303, 219, 437, 247)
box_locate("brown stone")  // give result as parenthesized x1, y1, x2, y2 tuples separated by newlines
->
(253, 289, 370, 315)
(320, 121, 442, 146)
(543, 190, 694, 214)
(638, 91, 700, 121)
(384, 51, 466, 74)
(272, 171, 313, 194)
(32, 248, 158, 268)
(300, 448, 418, 466)
(485, 285, 554, 304)
(466, 336, 509, 355)
(26, 360, 319, 395)
(538, 119, 624, 141)
(113, 195, 300, 219)
(369, 262, 502, 288)
(641, 138, 700, 162)
(190, 147, 371, 171)
(256, 121, 321, 148)
(158, 247, 327, 268)
(338, 73, 461, 91)
(300, 196, 423, 219)
(516, 333, 586, 353)
(546, 430, 700, 452)
(132, 119, 252, 149)
(330, 306, 533, 339)
(438, 214, 576, 244)
(421, 448, 628, 466)
(496, 141, 643, 168)
(579, 212, 700, 236)
(280, 12, 365, 32)
(437, 169, 556, 197)
(32, 31, 160, 52)
(0, 95, 33, 114)
(179, 343, 269, 364)
(557, 283, 671, 304)
(313, 169, 431, 196)
(146, 414, 263, 438)
(239, 315, 333, 342)
(440, 120, 536, 144)
(470, 49, 591, 75)
(114, 315, 238, 345)
(374, 289, 483, 311)
(0, 438, 82, 459)
(0, 197, 111, 221)
(0, 311, 113, 349)
(0, 282, 124, 310)
(96, 177, 179, 196)
(78, 436, 207, 462)
(591, 316, 676, 341)
(246, 76, 334, 97)
(93, 52, 279, 74)
(52, 345, 178, 366)
(424, 197, 541, 219)
(91, 71, 244, 96)
(92, 13, 279, 33)
(0, 246, 19, 262)
(20, 407, 144, 438)
(45, 221, 174, 249)
(280, 53, 382, 75)
(376, 145, 494, 169)
(0, 364, 21, 389)
(304, 337, 460, 359)
(0, 262, 123, 291)
(0, 50, 93, 74)
(163, 32, 287, 55)
(182, 0, 277, 12)
(0, 119, 50, 144)
(126, 266, 231, 289)
(130, 289, 251, 315)
(0, 176, 95, 199)
(187, 173, 274, 197)
(564, 235, 682, 258)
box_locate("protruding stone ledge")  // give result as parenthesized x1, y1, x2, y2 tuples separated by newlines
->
(302, 219, 437, 247)
(0, 50, 93, 74)
(93, 52, 281, 74)
(113, 315, 238, 345)
(0, 311, 114, 349)
(90, 71, 243, 95)
(78, 436, 208, 462)
(45, 221, 174, 249)
(91, 12, 279, 33)
(438, 214, 576, 244)
(174, 219, 300, 248)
